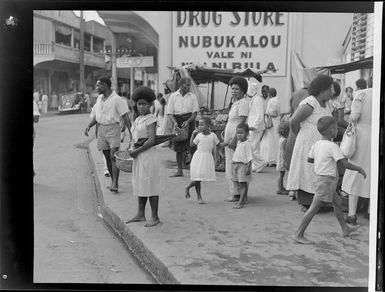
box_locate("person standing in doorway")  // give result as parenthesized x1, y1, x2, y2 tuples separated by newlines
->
(84, 77, 132, 193)
(42, 91, 48, 113)
(167, 77, 199, 177)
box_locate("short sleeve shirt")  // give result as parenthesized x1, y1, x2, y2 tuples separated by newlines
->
(33, 100, 40, 116)
(92, 91, 128, 125)
(232, 140, 253, 164)
(308, 140, 345, 176)
(167, 90, 199, 115)
(131, 114, 157, 143)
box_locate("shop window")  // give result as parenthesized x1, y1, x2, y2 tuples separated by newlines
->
(93, 36, 104, 55)
(55, 24, 71, 47)
(84, 33, 91, 52)
(73, 29, 80, 49)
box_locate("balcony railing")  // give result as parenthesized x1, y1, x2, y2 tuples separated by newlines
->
(34, 43, 54, 55)
(34, 42, 106, 68)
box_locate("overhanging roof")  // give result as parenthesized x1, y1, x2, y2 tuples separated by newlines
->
(316, 56, 373, 74)
(169, 65, 264, 85)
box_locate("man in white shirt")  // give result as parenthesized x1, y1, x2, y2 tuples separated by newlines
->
(247, 84, 269, 172)
(167, 77, 199, 177)
(84, 77, 132, 192)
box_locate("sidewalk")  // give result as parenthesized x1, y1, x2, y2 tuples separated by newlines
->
(87, 139, 369, 286)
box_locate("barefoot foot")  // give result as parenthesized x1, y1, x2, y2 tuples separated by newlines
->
(232, 203, 244, 209)
(125, 216, 146, 224)
(291, 235, 315, 244)
(144, 218, 160, 227)
(343, 225, 360, 237)
(197, 198, 206, 204)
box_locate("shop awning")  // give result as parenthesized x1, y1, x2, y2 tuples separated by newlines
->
(315, 56, 373, 74)
(168, 64, 264, 85)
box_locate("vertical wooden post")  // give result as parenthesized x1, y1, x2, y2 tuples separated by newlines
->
(79, 11, 85, 93)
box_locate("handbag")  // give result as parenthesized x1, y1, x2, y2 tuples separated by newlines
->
(264, 114, 273, 129)
(173, 127, 189, 142)
(340, 121, 356, 158)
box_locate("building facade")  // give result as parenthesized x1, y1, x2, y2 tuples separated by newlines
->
(33, 10, 113, 99)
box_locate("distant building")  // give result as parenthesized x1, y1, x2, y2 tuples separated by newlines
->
(33, 10, 113, 96)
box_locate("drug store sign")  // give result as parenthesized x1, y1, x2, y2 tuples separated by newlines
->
(172, 11, 288, 76)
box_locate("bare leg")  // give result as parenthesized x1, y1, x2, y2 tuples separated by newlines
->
(186, 181, 199, 199)
(110, 147, 119, 190)
(145, 196, 160, 227)
(103, 149, 113, 187)
(277, 171, 288, 194)
(292, 198, 323, 244)
(348, 194, 359, 216)
(233, 182, 247, 209)
(333, 195, 360, 237)
(195, 181, 205, 204)
(126, 197, 147, 223)
(170, 152, 183, 176)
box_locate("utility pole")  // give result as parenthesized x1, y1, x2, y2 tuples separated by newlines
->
(79, 10, 85, 93)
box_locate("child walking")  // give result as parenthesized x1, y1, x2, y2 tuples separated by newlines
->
(185, 117, 220, 204)
(276, 117, 290, 195)
(228, 122, 253, 209)
(292, 116, 366, 244)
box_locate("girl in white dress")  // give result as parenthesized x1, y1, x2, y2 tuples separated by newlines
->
(185, 117, 219, 204)
(126, 87, 164, 228)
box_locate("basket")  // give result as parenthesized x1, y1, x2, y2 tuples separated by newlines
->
(114, 150, 133, 173)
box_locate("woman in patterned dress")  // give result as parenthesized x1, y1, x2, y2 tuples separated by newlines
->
(223, 76, 249, 202)
(286, 75, 335, 210)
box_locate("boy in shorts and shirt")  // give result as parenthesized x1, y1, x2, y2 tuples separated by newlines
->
(228, 122, 253, 209)
(292, 116, 366, 244)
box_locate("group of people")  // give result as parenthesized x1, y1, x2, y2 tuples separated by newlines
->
(33, 89, 59, 113)
(83, 74, 372, 241)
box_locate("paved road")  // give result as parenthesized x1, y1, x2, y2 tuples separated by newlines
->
(33, 112, 155, 284)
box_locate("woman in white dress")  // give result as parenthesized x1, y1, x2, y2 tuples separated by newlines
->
(286, 75, 334, 210)
(223, 76, 249, 202)
(342, 79, 372, 225)
(126, 87, 164, 228)
(260, 88, 281, 165)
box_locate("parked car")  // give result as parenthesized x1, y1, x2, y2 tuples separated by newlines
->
(58, 92, 85, 113)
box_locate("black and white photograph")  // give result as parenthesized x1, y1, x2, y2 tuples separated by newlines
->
(1, 1, 383, 291)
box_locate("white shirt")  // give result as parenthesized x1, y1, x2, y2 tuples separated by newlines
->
(247, 94, 267, 131)
(167, 90, 199, 115)
(33, 100, 40, 116)
(42, 94, 48, 102)
(33, 92, 40, 103)
(232, 140, 253, 164)
(308, 140, 345, 176)
(91, 91, 128, 125)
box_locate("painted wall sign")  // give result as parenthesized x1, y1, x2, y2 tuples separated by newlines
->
(116, 56, 154, 68)
(172, 11, 288, 76)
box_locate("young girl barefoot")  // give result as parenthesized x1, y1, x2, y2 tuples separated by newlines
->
(185, 118, 219, 204)
(276, 117, 290, 195)
(228, 122, 253, 209)
(125, 87, 164, 228)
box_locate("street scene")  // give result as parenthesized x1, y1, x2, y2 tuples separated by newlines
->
(33, 7, 380, 288)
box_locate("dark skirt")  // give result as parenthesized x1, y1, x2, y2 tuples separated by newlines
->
(172, 113, 195, 153)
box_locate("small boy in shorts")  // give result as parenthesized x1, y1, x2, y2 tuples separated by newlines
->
(292, 116, 366, 244)
(228, 122, 253, 209)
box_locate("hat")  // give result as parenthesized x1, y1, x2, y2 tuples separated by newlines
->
(247, 82, 258, 97)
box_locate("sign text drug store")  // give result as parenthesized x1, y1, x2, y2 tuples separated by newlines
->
(172, 12, 289, 76)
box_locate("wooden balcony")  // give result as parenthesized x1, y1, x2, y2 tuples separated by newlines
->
(34, 42, 106, 68)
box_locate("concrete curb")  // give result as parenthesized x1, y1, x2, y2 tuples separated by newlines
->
(86, 140, 179, 284)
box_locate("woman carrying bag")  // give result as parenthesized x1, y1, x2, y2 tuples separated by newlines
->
(341, 78, 372, 225)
